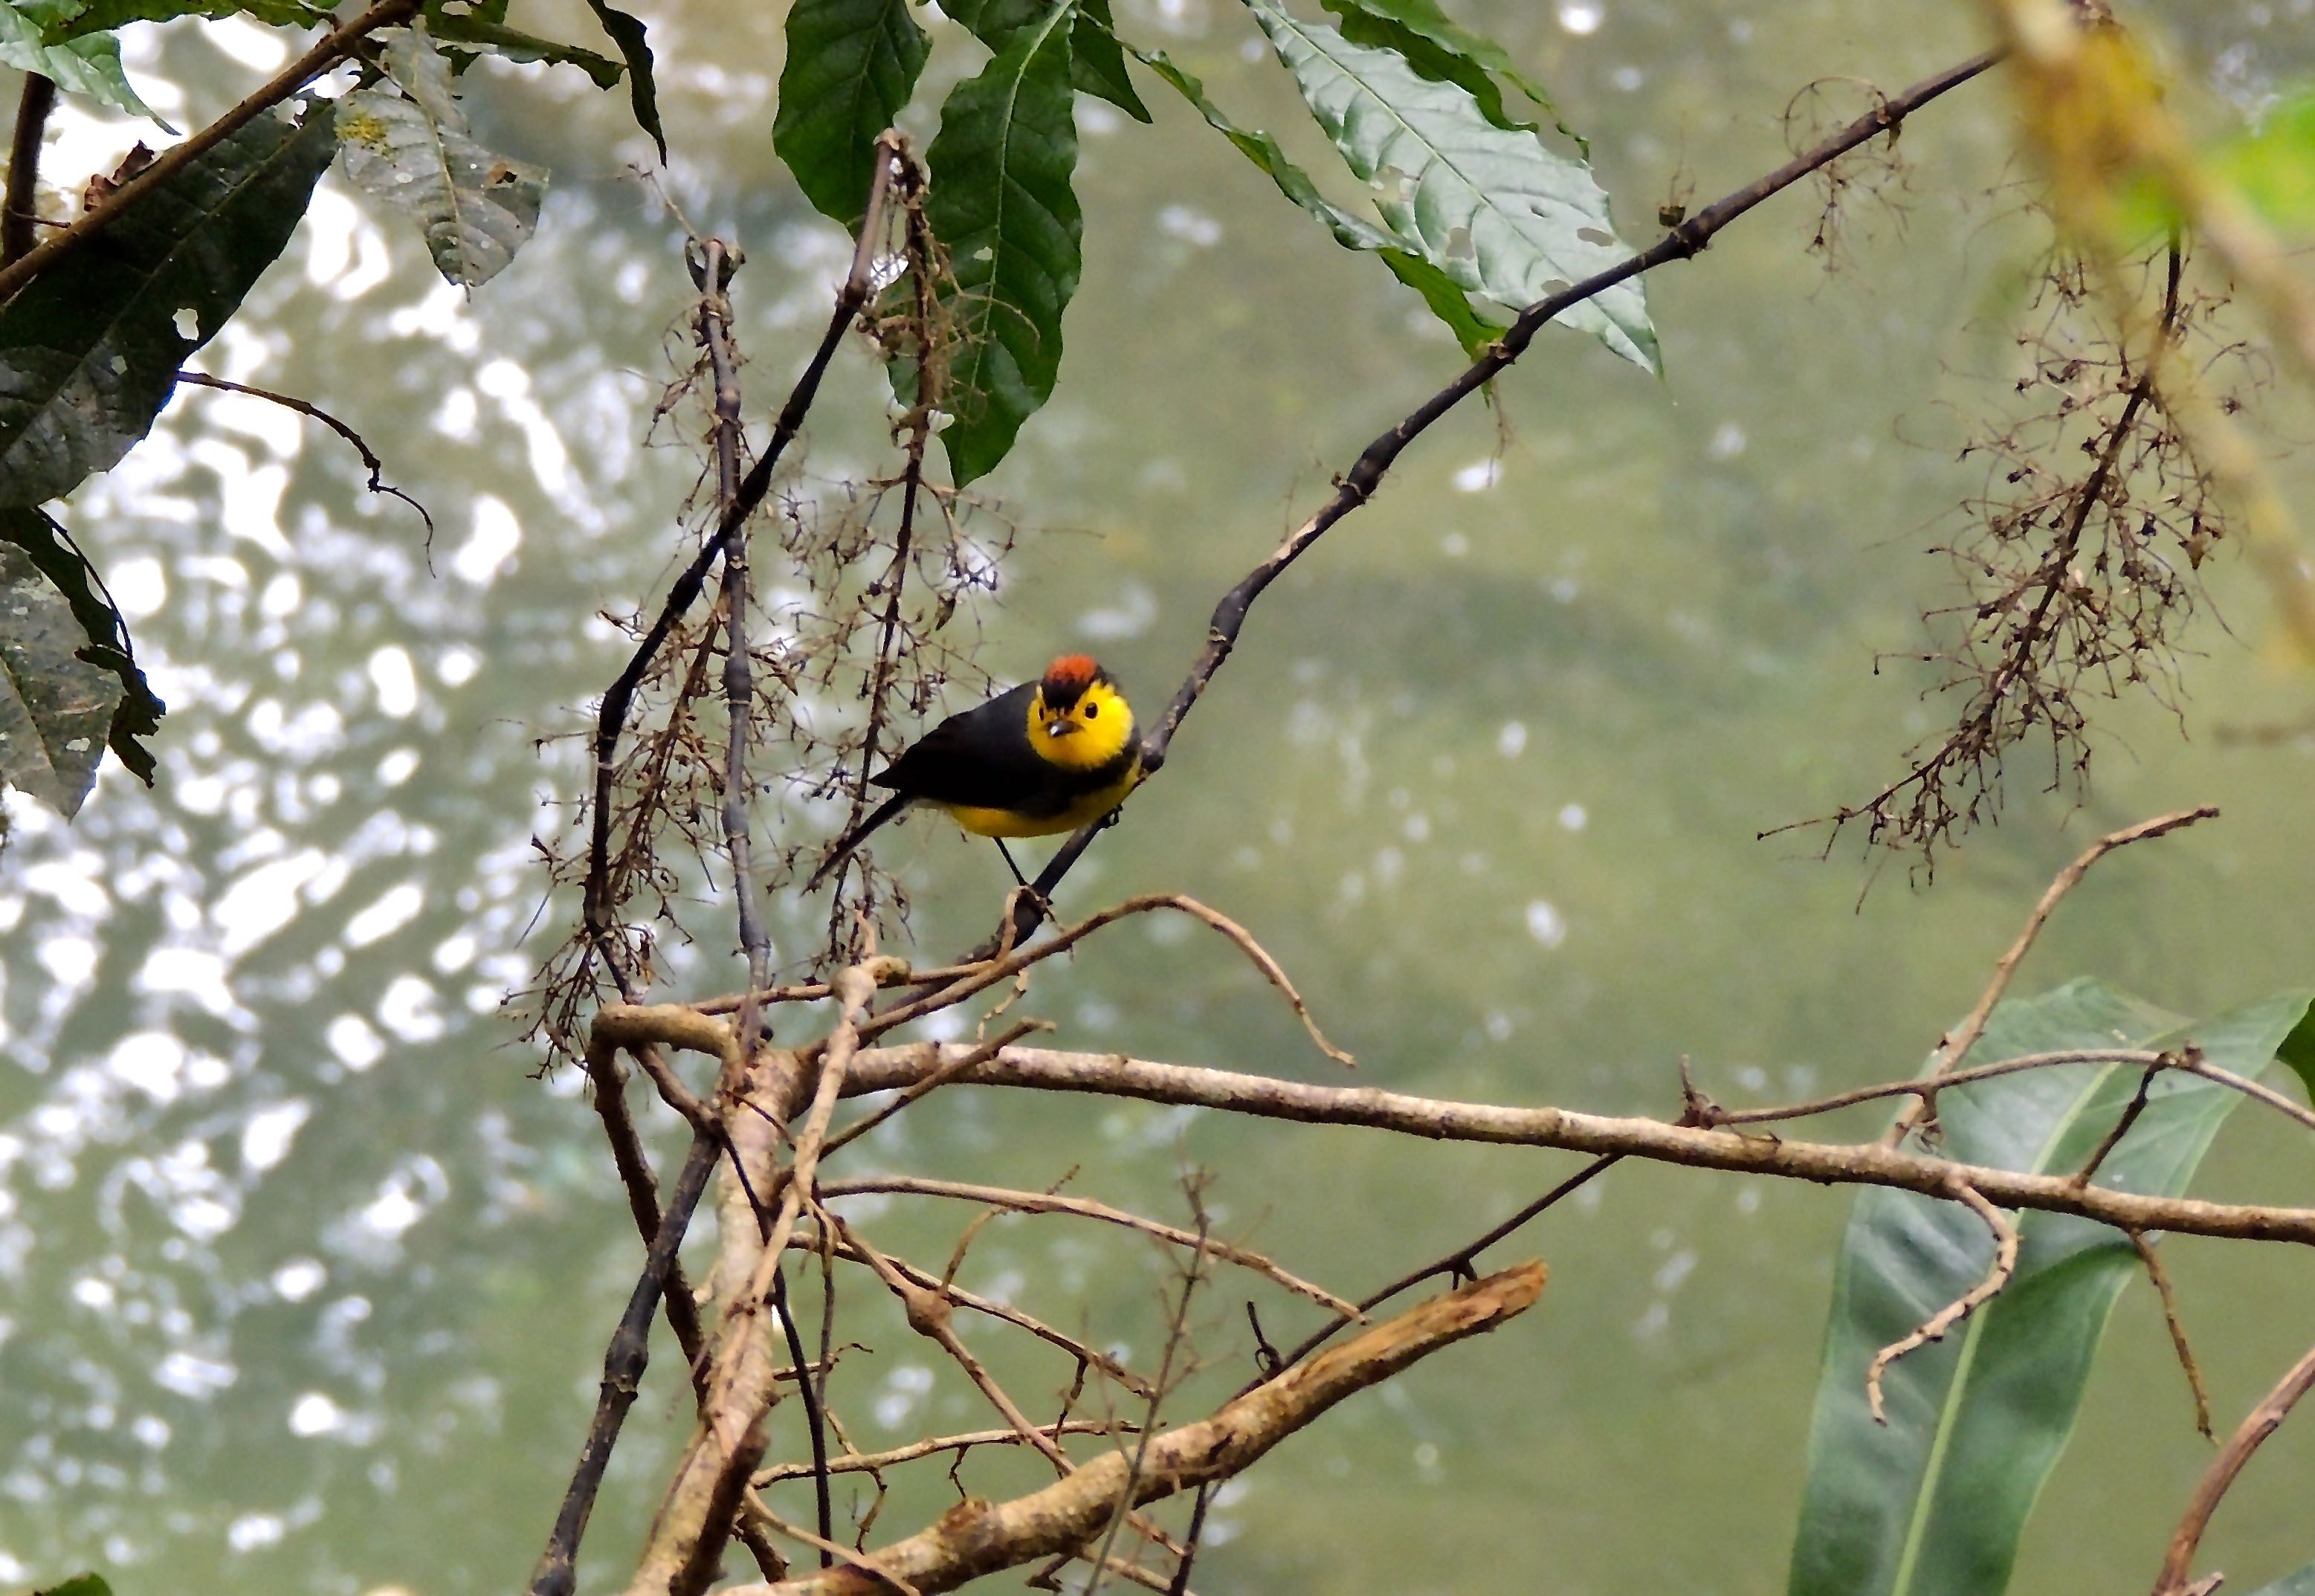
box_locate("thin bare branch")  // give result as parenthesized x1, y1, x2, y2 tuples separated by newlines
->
(755, 1423, 1139, 1485)
(2131, 1232, 2213, 1444)
(174, 372, 435, 535)
(1865, 1183, 2019, 1422)
(2152, 1338, 2315, 1595)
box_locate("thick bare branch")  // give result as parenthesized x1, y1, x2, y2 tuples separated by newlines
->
(836, 1044, 2315, 1246)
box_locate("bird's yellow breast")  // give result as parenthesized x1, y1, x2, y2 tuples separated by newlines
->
(937, 760, 1141, 839)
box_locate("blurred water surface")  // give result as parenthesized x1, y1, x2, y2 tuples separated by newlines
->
(4, 1, 2315, 1592)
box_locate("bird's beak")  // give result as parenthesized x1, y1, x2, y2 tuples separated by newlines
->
(1045, 717, 1077, 738)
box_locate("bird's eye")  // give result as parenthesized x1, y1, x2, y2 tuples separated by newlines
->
(1083, 702, 1099, 719)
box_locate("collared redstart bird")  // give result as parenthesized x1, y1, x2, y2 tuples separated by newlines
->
(806, 655, 1141, 889)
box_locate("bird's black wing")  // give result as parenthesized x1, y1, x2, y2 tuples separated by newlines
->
(871, 685, 1052, 808)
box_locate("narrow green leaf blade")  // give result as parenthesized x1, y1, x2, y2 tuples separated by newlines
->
(0, 537, 126, 815)
(922, 0, 1082, 485)
(773, 0, 929, 228)
(2278, 1001, 2315, 1102)
(338, 24, 548, 288)
(581, 0, 665, 161)
(0, 507, 161, 784)
(0, 101, 338, 506)
(1788, 979, 2315, 1596)
(1134, 45, 1500, 355)
(1247, 0, 1656, 373)
(0, 0, 167, 123)
(1070, 0, 1150, 122)
(422, 10, 625, 88)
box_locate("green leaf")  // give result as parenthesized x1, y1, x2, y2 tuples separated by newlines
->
(422, 8, 624, 88)
(0, 0, 169, 123)
(1247, 0, 1656, 373)
(580, 0, 664, 162)
(1134, 45, 1502, 356)
(2279, 1001, 2315, 1102)
(0, 507, 161, 785)
(338, 22, 549, 288)
(0, 100, 338, 508)
(1069, 0, 1149, 122)
(1788, 979, 2315, 1596)
(920, 0, 1081, 485)
(772, 0, 929, 228)
(1316, 0, 1565, 139)
(39, 0, 328, 42)
(2211, 91, 2315, 234)
(0, 535, 126, 815)
(33, 1576, 114, 1596)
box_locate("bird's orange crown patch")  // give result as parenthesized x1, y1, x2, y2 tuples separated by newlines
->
(1041, 654, 1102, 706)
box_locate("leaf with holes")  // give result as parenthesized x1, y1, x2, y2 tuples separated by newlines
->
(1248, 0, 1654, 372)
(773, 0, 929, 228)
(0, 0, 167, 123)
(1134, 45, 1502, 356)
(1787, 979, 2315, 1596)
(0, 101, 338, 508)
(920, 0, 1080, 485)
(0, 507, 161, 785)
(338, 22, 549, 288)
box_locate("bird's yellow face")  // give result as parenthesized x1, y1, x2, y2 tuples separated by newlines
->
(1028, 659, 1134, 772)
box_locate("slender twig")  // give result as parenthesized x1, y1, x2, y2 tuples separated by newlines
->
(1865, 1183, 2018, 1422)
(816, 1019, 1047, 1161)
(174, 372, 435, 535)
(2070, 1064, 2161, 1189)
(2151, 1338, 2315, 1595)
(2, 73, 56, 268)
(2131, 1232, 2213, 1444)
(984, 47, 2009, 953)
(755, 1422, 1138, 1484)
(1258, 1154, 1619, 1383)
(816, 1175, 1355, 1316)
(1885, 804, 2216, 1146)
(0, 0, 422, 303)
(833, 1042, 2315, 1246)
(530, 1132, 720, 1596)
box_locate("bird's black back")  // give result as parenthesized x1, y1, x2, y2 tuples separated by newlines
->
(871, 684, 1058, 810)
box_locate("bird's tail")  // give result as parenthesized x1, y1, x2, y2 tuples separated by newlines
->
(804, 790, 914, 891)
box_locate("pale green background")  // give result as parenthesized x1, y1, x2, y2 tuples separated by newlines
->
(2, 1, 2313, 1592)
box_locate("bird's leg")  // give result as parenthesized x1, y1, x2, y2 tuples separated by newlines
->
(995, 840, 1030, 888)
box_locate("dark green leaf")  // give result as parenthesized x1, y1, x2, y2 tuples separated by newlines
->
(920, 0, 1081, 485)
(0, 536, 126, 815)
(1134, 45, 1502, 356)
(0, 101, 338, 507)
(0, 0, 169, 123)
(338, 24, 549, 288)
(39, 0, 327, 43)
(2279, 1000, 2315, 1102)
(1317, 0, 1566, 139)
(1248, 0, 1656, 373)
(773, 0, 929, 228)
(0, 507, 161, 784)
(1070, 0, 1149, 123)
(423, 8, 624, 88)
(1788, 979, 2315, 1596)
(581, 0, 663, 162)
(33, 1576, 114, 1596)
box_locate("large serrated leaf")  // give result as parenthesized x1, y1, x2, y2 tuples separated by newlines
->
(0, 537, 124, 816)
(772, 0, 929, 228)
(1787, 979, 2315, 1596)
(0, 101, 338, 507)
(1135, 45, 1502, 357)
(0, 506, 160, 784)
(338, 22, 548, 288)
(1247, 0, 1656, 373)
(0, 0, 167, 123)
(920, 0, 1081, 485)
